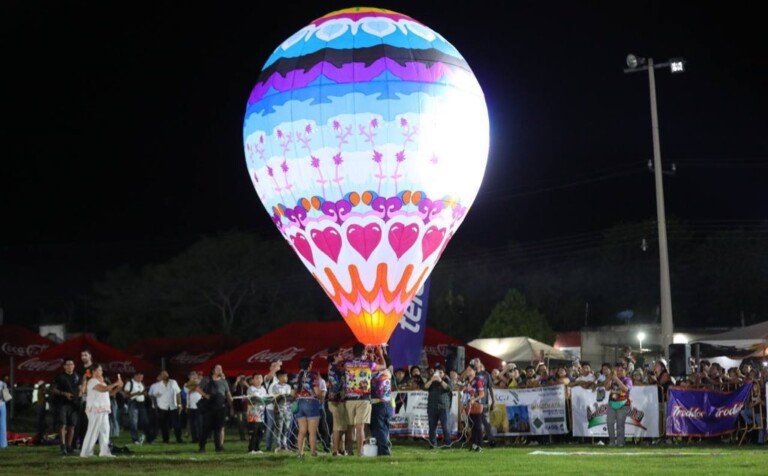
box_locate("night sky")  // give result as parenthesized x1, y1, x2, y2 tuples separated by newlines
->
(2, 2, 766, 322)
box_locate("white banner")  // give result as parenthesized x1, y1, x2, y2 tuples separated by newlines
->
(390, 391, 459, 438)
(489, 385, 568, 435)
(571, 385, 660, 438)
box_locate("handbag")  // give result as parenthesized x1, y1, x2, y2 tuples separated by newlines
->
(468, 401, 483, 415)
(2, 387, 12, 402)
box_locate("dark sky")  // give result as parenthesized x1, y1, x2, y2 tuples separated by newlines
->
(2, 2, 766, 322)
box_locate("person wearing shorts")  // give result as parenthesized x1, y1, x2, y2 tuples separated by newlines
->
(292, 357, 326, 458)
(343, 343, 377, 456)
(326, 347, 348, 455)
(51, 359, 81, 455)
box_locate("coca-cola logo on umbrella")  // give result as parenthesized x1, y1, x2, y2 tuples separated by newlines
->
(247, 347, 304, 363)
(18, 357, 64, 372)
(2, 342, 50, 357)
(104, 361, 137, 373)
(171, 351, 216, 365)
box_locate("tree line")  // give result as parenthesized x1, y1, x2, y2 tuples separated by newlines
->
(87, 220, 768, 347)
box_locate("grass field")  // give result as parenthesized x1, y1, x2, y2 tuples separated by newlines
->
(3, 435, 768, 475)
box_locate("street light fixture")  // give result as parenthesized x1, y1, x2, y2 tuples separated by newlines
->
(637, 331, 646, 353)
(624, 54, 685, 359)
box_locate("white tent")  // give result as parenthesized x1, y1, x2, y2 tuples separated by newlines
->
(467, 337, 569, 364)
(691, 321, 768, 353)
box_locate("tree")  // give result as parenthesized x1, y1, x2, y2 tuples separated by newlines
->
(91, 231, 331, 343)
(479, 289, 555, 344)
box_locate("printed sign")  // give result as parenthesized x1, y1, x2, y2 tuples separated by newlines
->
(571, 385, 660, 438)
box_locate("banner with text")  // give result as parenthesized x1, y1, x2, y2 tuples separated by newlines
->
(666, 384, 751, 437)
(389, 279, 431, 369)
(489, 385, 568, 436)
(571, 385, 660, 438)
(390, 390, 459, 438)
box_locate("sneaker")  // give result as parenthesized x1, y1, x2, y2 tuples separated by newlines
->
(102, 454, 116, 458)
(60, 447, 69, 456)
(138, 435, 145, 444)
(255, 450, 264, 454)
(596, 441, 605, 446)
(249, 450, 258, 454)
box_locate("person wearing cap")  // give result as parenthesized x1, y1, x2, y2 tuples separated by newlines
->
(603, 358, 633, 447)
(425, 363, 453, 448)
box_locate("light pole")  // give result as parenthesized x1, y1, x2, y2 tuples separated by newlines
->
(624, 54, 684, 359)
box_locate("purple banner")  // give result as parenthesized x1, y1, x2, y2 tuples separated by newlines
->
(666, 384, 751, 437)
(388, 278, 431, 369)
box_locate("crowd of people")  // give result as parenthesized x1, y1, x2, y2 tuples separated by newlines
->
(3, 344, 766, 455)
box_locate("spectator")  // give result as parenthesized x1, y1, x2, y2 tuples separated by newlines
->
(123, 371, 154, 445)
(80, 364, 122, 457)
(231, 374, 250, 441)
(185, 371, 202, 444)
(621, 346, 636, 374)
(197, 364, 232, 453)
(268, 370, 292, 453)
(149, 370, 183, 444)
(393, 367, 409, 390)
(51, 358, 81, 455)
(506, 367, 522, 389)
(596, 363, 612, 385)
(522, 366, 537, 387)
(604, 359, 632, 447)
(569, 362, 596, 389)
(462, 362, 485, 452)
(0, 376, 9, 449)
(409, 366, 426, 390)
(263, 360, 282, 452)
(425, 363, 452, 449)
(653, 358, 673, 400)
(326, 347, 348, 456)
(631, 368, 646, 385)
(246, 373, 268, 453)
(292, 357, 325, 458)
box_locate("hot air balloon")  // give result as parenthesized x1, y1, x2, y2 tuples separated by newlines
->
(243, 7, 489, 345)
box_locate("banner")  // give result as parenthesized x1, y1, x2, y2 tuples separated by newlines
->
(389, 279, 431, 369)
(390, 390, 459, 438)
(571, 385, 660, 438)
(489, 386, 568, 436)
(666, 384, 751, 437)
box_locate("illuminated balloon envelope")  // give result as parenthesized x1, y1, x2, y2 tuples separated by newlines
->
(243, 7, 489, 344)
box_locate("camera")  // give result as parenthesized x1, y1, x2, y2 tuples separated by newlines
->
(596, 387, 606, 402)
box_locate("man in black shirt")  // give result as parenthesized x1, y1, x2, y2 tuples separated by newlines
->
(425, 363, 453, 448)
(51, 358, 81, 455)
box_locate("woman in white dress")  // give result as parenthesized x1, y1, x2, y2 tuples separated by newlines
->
(81, 364, 122, 457)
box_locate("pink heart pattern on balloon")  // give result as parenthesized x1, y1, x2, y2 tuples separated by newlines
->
(388, 222, 419, 259)
(310, 227, 342, 263)
(346, 223, 382, 260)
(422, 226, 446, 261)
(291, 233, 314, 265)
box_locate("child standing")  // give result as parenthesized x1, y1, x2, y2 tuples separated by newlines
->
(246, 374, 269, 454)
(268, 370, 292, 452)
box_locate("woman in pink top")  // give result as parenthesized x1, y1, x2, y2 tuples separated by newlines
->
(80, 364, 122, 457)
